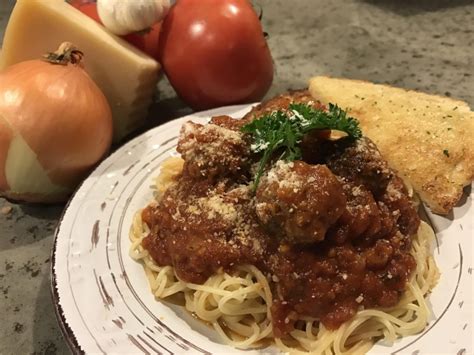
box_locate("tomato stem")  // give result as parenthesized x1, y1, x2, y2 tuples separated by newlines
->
(252, 4, 269, 38)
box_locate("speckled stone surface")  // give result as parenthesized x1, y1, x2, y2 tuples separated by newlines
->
(0, 0, 473, 354)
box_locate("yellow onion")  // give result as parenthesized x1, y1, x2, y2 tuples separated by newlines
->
(0, 42, 113, 203)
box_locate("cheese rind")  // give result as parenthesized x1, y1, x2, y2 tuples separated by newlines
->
(0, 0, 160, 141)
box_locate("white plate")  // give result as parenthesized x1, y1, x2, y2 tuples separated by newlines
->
(51, 104, 473, 354)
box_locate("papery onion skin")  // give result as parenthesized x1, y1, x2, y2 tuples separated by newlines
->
(0, 57, 113, 202)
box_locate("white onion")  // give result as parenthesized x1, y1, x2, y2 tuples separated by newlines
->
(0, 42, 113, 202)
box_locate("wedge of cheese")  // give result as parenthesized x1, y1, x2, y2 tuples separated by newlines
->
(0, 0, 160, 142)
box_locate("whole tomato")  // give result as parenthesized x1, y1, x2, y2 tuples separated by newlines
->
(123, 26, 162, 61)
(69, 0, 101, 22)
(159, 0, 274, 110)
(69, 0, 161, 61)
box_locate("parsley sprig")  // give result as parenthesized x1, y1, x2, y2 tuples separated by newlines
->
(241, 103, 362, 189)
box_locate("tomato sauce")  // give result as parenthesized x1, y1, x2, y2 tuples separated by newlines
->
(142, 91, 419, 337)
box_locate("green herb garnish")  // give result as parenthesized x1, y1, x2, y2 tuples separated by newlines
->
(443, 149, 450, 157)
(241, 103, 362, 190)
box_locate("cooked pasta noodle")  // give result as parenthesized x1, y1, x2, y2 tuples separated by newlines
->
(129, 158, 439, 354)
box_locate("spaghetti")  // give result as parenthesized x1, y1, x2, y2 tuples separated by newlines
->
(129, 157, 439, 354)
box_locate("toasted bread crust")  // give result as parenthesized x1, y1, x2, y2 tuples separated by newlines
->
(308, 76, 474, 214)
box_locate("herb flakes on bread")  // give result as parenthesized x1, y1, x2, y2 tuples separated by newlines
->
(309, 76, 474, 215)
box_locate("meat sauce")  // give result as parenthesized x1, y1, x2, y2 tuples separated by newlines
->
(141, 91, 419, 337)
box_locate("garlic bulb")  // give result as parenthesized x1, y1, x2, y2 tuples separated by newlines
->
(97, 0, 171, 35)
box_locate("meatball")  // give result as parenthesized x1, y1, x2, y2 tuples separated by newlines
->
(255, 160, 346, 244)
(325, 137, 393, 197)
(381, 176, 420, 236)
(325, 137, 419, 241)
(242, 90, 324, 122)
(300, 129, 331, 164)
(336, 182, 384, 239)
(177, 120, 250, 180)
(209, 115, 247, 131)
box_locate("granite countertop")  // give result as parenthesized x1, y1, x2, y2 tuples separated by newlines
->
(0, 0, 472, 354)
